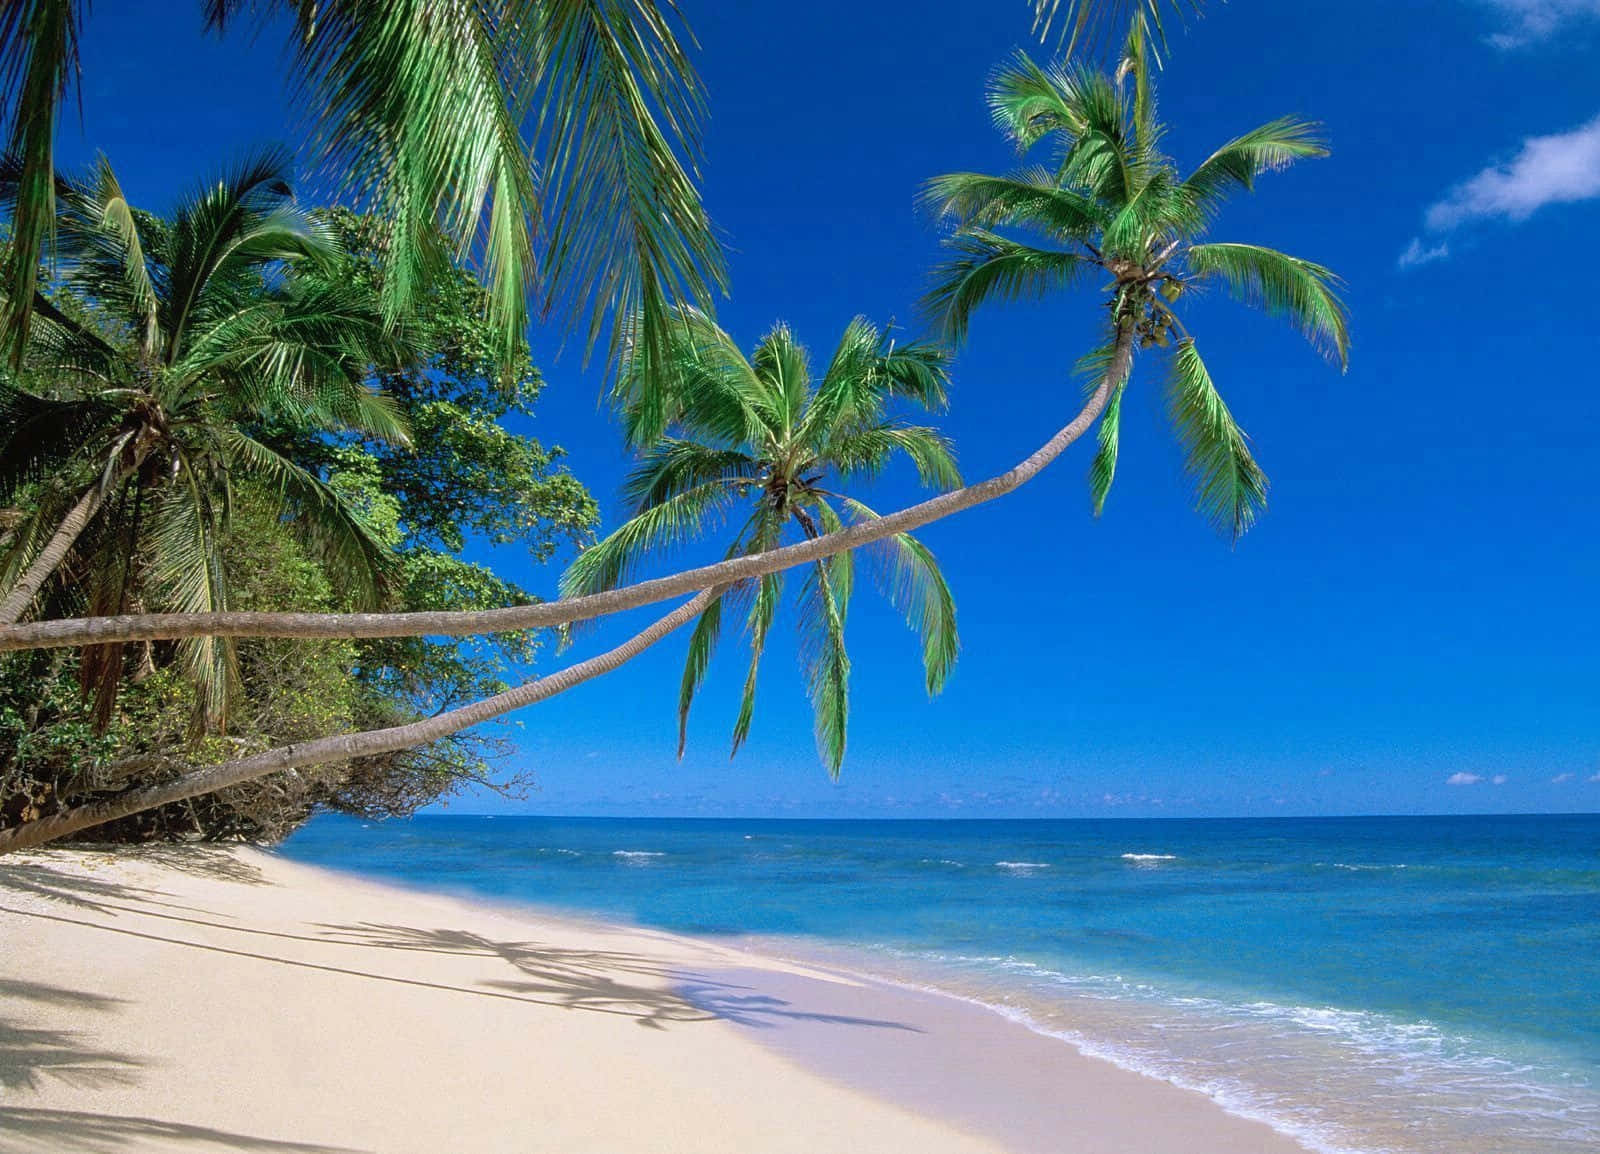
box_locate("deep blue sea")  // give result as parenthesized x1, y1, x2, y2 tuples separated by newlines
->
(280, 813, 1600, 1154)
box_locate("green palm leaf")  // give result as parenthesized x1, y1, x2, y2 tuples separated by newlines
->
(621, 438, 760, 510)
(675, 590, 724, 759)
(923, 228, 1090, 345)
(1183, 118, 1327, 212)
(825, 424, 961, 491)
(840, 498, 958, 696)
(797, 557, 850, 777)
(1187, 242, 1349, 368)
(560, 480, 739, 598)
(0, 0, 83, 364)
(222, 430, 398, 609)
(1164, 338, 1267, 541)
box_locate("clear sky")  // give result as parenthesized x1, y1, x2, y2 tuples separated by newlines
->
(60, 1, 1600, 818)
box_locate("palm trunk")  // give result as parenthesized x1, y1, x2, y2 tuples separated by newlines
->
(0, 482, 110, 625)
(0, 328, 1134, 854)
(0, 328, 1136, 654)
(0, 588, 721, 854)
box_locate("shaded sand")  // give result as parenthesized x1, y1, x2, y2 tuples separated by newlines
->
(0, 846, 1310, 1153)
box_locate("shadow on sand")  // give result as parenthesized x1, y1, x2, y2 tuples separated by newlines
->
(0, 1109, 367, 1154)
(0, 848, 919, 1148)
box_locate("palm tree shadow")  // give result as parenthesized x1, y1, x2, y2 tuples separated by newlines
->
(320, 922, 920, 1034)
(0, 979, 141, 1094)
(0, 1108, 366, 1154)
(0, 856, 227, 917)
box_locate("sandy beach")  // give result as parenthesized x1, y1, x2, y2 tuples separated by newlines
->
(0, 847, 1309, 1153)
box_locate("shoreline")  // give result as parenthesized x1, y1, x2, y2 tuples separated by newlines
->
(0, 844, 1312, 1153)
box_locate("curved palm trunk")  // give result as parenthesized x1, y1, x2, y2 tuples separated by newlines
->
(0, 587, 722, 855)
(0, 481, 109, 625)
(0, 328, 1135, 653)
(0, 326, 1133, 854)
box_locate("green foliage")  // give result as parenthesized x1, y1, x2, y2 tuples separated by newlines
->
(1, 1, 726, 381)
(924, 45, 1346, 541)
(564, 310, 959, 776)
(0, 152, 411, 725)
(0, 197, 597, 844)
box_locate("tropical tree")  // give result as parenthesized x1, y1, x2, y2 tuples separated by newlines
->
(922, 48, 1348, 541)
(563, 311, 960, 773)
(0, 149, 413, 727)
(0, 0, 724, 375)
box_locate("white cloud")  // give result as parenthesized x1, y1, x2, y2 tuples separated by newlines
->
(1447, 772, 1483, 786)
(1481, 0, 1600, 46)
(1552, 772, 1575, 783)
(1491, 774, 1509, 785)
(1397, 237, 1451, 269)
(1425, 114, 1600, 230)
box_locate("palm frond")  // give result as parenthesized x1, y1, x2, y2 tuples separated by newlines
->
(729, 569, 781, 758)
(1183, 118, 1327, 212)
(1029, 0, 1203, 57)
(0, 0, 83, 363)
(621, 438, 760, 511)
(0, 384, 112, 500)
(222, 429, 397, 607)
(526, 0, 726, 370)
(796, 557, 850, 777)
(560, 480, 737, 597)
(825, 423, 961, 491)
(840, 497, 959, 696)
(148, 476, 241, 730)
(1083, 330, 1126, 516)
(162, 146, 331, 361)
(675, 590, 723, 758)
(800, 318, 951, 442)
(752, 322, 811, 440)
(614, 306, 770, 449)
(920, 170, 1105, 239)
(923, 228, 1090, 345)
(1187, 241, 1349, 368)
(1164, 338, 1267, 541)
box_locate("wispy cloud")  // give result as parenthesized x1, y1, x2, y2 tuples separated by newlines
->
(1552, 772, 1575, 783)
(1590, 772, 1600, 783)
(1426, 114, 1600, 229)
(1480, 0, 1600, 47)
(1491, 774, 1509, 785)
(1401, 113, 1600, 266)
(1397, 238, 1450, 269)
(1447, 772, 1483, 786)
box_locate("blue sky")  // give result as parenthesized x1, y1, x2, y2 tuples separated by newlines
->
(61, 1, 1600, 818)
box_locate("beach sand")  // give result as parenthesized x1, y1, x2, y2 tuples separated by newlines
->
(0, 846, 1309, 1153)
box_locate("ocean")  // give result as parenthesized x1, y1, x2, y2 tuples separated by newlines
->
(279, 813, 1600, 1154)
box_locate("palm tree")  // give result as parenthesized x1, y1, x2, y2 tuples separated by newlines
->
(563, 311, 960, 774)
(0, 0, 725, 374)
(0, 148, 413, 726)
(922, 48, 1348, 540)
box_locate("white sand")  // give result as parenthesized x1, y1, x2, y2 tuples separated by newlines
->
(0, 846, 1309, 1153)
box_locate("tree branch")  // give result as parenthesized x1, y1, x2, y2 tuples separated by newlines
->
(0, 587, 721, 854)
(0, 332, 1132, 653)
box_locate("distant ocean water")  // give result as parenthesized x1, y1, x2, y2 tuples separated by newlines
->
(280, 814, 1600, 1154)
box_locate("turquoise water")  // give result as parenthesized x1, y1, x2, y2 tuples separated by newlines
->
(281, 814, 1600, 1153)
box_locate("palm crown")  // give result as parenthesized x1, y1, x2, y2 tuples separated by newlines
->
(0, 149, 413, 726)
(923, 48, 1348, 540)
(563, 310, 961, 774)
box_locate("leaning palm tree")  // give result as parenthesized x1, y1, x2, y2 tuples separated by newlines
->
(563, 311, 960, 774)
(922, 49, 1348, 540)
(0, 0, 725, 375)
(0, 149, 413, 726)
